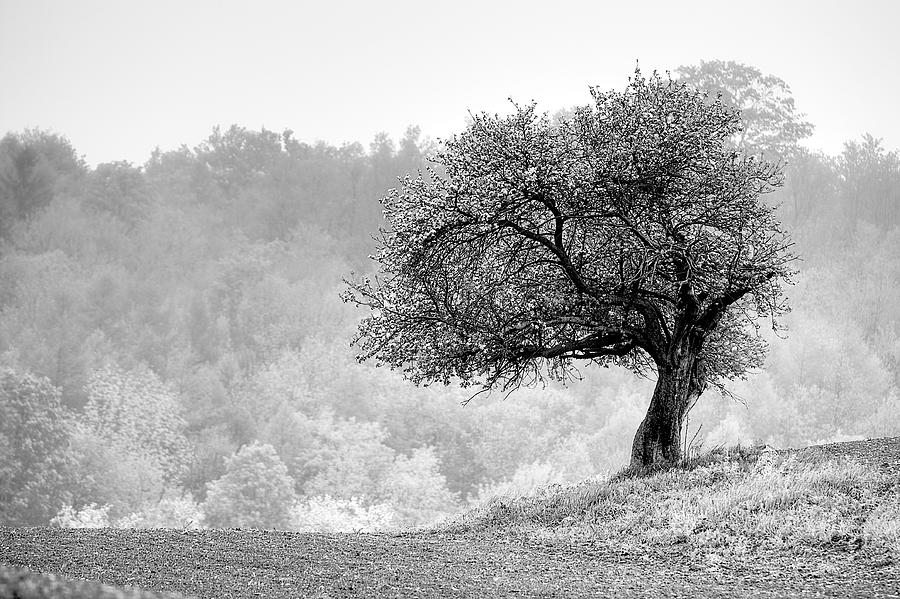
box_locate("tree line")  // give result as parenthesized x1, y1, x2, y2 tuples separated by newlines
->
(1, 61, 898, 528)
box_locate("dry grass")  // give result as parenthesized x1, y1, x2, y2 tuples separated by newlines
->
(436, 446, 899, 557)
(3, 443, 897, 598)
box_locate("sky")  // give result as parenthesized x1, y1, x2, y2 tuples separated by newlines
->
(1, 0, 898, 166)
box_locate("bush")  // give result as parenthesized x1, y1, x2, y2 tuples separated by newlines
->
(202, 441, 296, 529)
(51, 503, 111, 528)
(67, 427, 165, 521)
(52, 491, 205, 530)
(83, 364, 193, 482)
(290, 496, 395, 532)
(117, 490, 204, 529)
(298, 414, 396, 500)
(379, 447, 459, 528)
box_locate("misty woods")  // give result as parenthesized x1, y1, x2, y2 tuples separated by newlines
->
(1, 62, 899, 529)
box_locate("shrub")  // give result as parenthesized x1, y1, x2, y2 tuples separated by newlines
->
(51, 504, 111, 528)
(299, 414, 396, 499)
(83, 364, 192, 482)
(67, 427, 165, 521)
(117, 490, 204, 529)
(202, 441, 296, 529)
(379, 447, 459, 528)
(290, 496, 395, 532)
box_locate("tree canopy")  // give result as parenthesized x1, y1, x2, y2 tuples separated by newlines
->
(675, 60, 814, 158)
(346, 70, 797, 465)
(0, 370, 74, 525)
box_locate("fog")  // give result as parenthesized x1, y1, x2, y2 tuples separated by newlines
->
(3, 0, 899, 164)
(0, 2, 898, 530)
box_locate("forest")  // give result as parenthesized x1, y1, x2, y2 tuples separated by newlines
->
(1, 61, 899, 531)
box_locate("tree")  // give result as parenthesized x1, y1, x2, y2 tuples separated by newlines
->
(299, 413, 396, 499)
(202, 441, 297, 529)
(66, 426, 166, 520)
(839, 134, 900, 228)
(0, 130, 87, 240)
(344, 70, 796, 467)
(83, 364, 192, 482)
(675, 60, 813, 159)
(777, 149, 838, 229)
(196, 125, 285, 202)
(84, 161, 151, 227)
(0, 370, 74, 525)
(0, 138, 53, 233)
(378, 446, 458, 527)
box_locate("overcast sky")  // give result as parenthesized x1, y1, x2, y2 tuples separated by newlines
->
(1, 0, 898, 166)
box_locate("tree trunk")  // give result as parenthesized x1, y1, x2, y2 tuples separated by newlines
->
(630, 351, 706, 467)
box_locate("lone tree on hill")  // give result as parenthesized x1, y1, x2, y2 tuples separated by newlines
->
(344, 70, 796, 468)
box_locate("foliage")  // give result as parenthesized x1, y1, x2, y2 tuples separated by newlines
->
(290, 496, 395, 532)
(50, 503, 111, 529)
(181, 424, 244, 501)
(764, 314, 896, 443)
(84, 161, 151, 226)
(52, 492, 204, 530)
(0, 250, 103, 406)
(367, 382, 489, 497)
(774, 149, 839, 229)
(0, 130, 86, 239)
(378, 447, 459, 527)
(238, 349, 315, 418)
(675, 60, 814, 158)
(346, 69, 793, 394)
(83, 364, 192, 481)
(67, 426, 166, 520)
(0, 370, 74, 525)
(117, 491, 204, 529)
(838, 134, 900, 227)
(202, 441, 297, 530)
(298, 414, 396, 499)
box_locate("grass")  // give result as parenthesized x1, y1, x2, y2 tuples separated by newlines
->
(436, 446, 900, 558)
(3, 441, 897, 598)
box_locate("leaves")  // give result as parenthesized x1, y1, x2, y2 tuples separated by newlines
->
(346, 69, 795, 395)
(202, 441, 297, 530)
(675, 60, 815, 159)
(83, 364, 192, 483)
(0, 369, 74, 525)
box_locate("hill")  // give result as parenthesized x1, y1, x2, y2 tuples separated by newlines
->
(1, 437, 898, 598)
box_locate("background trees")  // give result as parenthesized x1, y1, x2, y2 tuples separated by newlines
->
(675, 60, 814, 159)
(0, 130, 86, 242)
(203, 442, 297, 530)
(0, 59, 897, 528)
(82, 365, 192, 482)
(0, 370, 73, 525)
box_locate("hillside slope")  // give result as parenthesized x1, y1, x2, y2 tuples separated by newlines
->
(2, 437, 898, 599)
